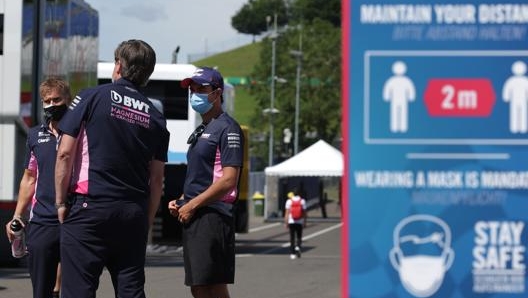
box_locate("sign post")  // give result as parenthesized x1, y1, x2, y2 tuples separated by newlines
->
(346, 1, 528, 297)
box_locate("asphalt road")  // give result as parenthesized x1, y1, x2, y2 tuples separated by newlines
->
(0, 206, 342, 298)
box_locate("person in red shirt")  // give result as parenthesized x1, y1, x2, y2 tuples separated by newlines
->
(284, 190, 307, 259)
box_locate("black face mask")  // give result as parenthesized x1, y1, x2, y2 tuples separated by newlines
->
(43, 104, 68, 123)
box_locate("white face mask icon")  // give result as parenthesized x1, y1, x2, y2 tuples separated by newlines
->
(390, 215, 454, 297)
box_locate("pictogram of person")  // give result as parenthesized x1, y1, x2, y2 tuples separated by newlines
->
(383, 61, 416, 133)
(502, 60, 528, 133)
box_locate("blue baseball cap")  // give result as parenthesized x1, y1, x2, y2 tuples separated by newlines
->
(181, 67, 224, 90)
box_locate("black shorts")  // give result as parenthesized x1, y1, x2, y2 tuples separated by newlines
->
(182, 207, 235, 286)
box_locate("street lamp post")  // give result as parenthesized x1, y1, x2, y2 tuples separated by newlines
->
(290, 32, 303, 155)
(268, 14, 278, 167)
(172, 45, 180, 63)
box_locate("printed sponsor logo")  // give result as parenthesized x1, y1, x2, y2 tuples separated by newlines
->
(110, 106, 150, 128)
(111, 90, 150, 113)
(37, 137, 51, 143)
(110, 90, 151, 128)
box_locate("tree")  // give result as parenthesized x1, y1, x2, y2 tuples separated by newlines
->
(248, 19, 341, 167)
(231, 0, 289, 40)
(291, 0, 341, 27)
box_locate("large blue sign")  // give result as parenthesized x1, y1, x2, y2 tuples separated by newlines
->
(346, 1, 528, 297)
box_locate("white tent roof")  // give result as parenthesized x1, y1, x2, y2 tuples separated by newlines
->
(264, 140, 343, 177)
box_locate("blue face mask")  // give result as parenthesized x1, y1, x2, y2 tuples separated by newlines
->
(190, 91, 214, 114)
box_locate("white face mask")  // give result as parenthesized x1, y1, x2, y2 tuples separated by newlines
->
(399, 255, 446, 297)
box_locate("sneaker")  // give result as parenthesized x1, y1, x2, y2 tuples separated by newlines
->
(52, 291, 60, 298)
(295, 246, 301, 258)
(290, 254, 297, 259)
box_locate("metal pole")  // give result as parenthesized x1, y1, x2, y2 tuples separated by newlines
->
(293, 33, 302, 155)
(31, 0, 45, 126)
(172, 46, 180, 64)
(268, 14, 277, 167)
(293, 56, 301, 155)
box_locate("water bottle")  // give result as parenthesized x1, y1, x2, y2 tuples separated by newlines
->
(10, 219, 26, 258)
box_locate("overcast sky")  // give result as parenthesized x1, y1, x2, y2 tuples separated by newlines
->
(85, 0, 254, 64)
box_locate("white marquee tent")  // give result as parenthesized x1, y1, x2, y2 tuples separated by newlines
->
(262, 140, 343, 218)
(264, 139, 343, 177)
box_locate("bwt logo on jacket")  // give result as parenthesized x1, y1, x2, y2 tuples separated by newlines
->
(111, 90, 150, 113)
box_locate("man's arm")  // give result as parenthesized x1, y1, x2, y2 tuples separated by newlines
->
(14, 170, 36, 218)
(147, 160, 165, 227)
(55, 134, 77, 223)
(191, 166, 240, 209)
(302, 201, 308, 227)
(5, 170, 36, 241)
(284, 200, 290, 227)
(177, 166, 240, 223)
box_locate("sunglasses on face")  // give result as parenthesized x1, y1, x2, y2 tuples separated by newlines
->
(187, 123, 206, 145)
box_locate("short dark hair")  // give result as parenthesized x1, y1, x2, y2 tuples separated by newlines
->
(114, 39, 156, 87)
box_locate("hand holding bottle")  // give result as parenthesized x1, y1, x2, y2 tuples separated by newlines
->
(8, 218, 27, 258)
